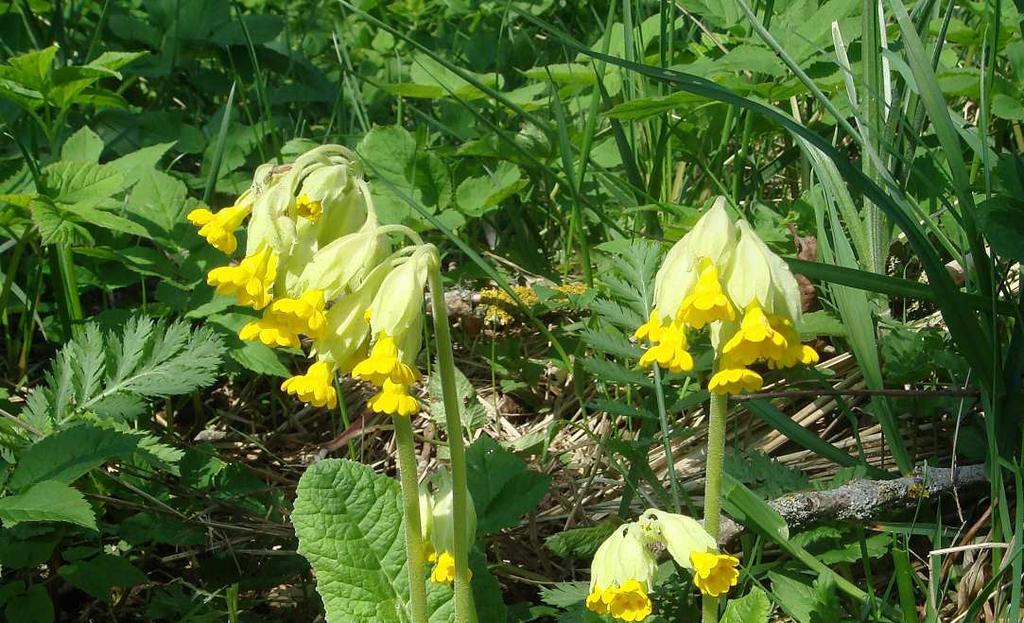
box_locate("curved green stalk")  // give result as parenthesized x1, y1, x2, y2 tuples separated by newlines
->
(701, 392, 729, 623)
(427, 252, 477, 623)
(394, 415, 429, 623)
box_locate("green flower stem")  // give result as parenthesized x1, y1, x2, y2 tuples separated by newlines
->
(701, 392, 729, 623)
(428, 255, 477, 623)
(394, 415, 429, 623)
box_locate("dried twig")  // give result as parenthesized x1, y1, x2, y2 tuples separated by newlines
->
(718, 463, 989, 544)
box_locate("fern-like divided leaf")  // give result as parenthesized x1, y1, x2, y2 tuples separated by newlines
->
(23, 316, 225, 428)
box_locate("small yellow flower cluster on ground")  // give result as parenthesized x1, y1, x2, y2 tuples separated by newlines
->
(479, 282, 586, 326)
(586, 509, 738, 621)
(419, 471, 476, 585)
(189, 145, 437, 416)
(635, 197, 819, 394)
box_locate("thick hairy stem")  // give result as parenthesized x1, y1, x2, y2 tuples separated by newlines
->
(702, 393, 729, 623)
(428, 257, 477, 623)
(394, 416, 429, 623)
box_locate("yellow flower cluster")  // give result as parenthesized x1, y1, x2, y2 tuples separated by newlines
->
(635, 198, 819, 394)
(478, 282, 587, 326)
(189, 145, 437, 417)
(587, 509, 740, 621)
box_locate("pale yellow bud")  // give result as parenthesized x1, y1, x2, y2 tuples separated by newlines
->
(367, 247, 434, 342)
(638, 509, 716, 570)
(291, 218, 386, 300)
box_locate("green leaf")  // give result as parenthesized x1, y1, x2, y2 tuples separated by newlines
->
(545, 519, 621, 559)
(977, 196, 1024, 263)
(465, 435, 551, 535)
(57, 554, 147, 602)
(61, 127, 104, 163)
(9, 425, 139, 490)
(107, 142, 175, 188)
(722, 586, 771, 623)
(795, 310, 847, 338)
(4, 584, 53, 623)
(0, 481, 96, 530)
(427, 361, 488, 435)
(230, 340, 290, 377)
(768, 572, 841, 623)
(126, 169, 189, 239)
(540, 582, 590, 608)
(455, 163, 525, 217)
(43, 161, 126, 207)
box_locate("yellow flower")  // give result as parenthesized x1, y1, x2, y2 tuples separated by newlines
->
(187, 204, 250, 254)
(430, 550, 457, 584)
(708, 367, 763, 395)
(313, 262, 391, 371)
(280, 360, 337, 409)
(766, 316, 820, 369)
(606, 579, 653, 622)
(239, 290, 327, 348)
(587, 524, 657, 620)
(367, 379, 420, 417)
(724, 220, 802, 322)
(207, 246, 278, 310)
(351, 333, 421, 387)
(678, 262, 735, 329)
(690, 551, 740, 597)
(638, 509, 716, 570)
(638, 322, 693, 373)
(429, 472, 476, 584)
(294, 194, 322, 221)
(291, 220, 385, 300)
(720, 303, 787, 365)
(633, 310, 664, 343)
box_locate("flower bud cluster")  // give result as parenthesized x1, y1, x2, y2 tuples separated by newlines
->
(634, 197, 819, 394)
(189, 145, 436, 416)
(587, 509, 739, 621)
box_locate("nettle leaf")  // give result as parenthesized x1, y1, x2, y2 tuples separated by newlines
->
(722, 586, 772, 623)
(57, 554, 147, 602)
(9, 425, 138, 490)
(292, 459, 506, 623)
(42, 160, 126, 206)
(61, 126, 105, 163)
(0, 481, 96, 530)
(428, 361, 488, 435)
(466, 435, 551, 535)
(768, 572, 841, 623)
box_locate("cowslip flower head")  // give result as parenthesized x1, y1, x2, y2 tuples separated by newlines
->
(638, 321, 693, 373)
(587, 523, 657, 621)
(689, 551, 740, 597)
(638, 509, 716, 571)
(708, 367, 763, 395)
(280, 359, 337, 409)
(351, 332, 421, 387)
(239, 289, 328, 348)
(207, 245, 278, 310)
(429, 473, 476, 585)
(650, 198, 736, 328)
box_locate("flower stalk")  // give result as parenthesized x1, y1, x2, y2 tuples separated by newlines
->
(701, 391, 729, 623)
(394, 415, 430, 623)
(427, 250, 477, 623)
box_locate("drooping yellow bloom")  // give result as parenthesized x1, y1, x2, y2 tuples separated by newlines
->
(587, 524, 657, 621)
(367, 379, 420, 417)
(294, 194, 322, 221)
(206, 246, 278, 310)
(187, 204, 250, 254)
(765, 315, 819, 369)
(720, 303, 787, 366)
(708, 367, 763, 395)
(638, 509, 717, 570)
(280, 360, 337, 409)
(638, 322, 693, 373)
(429, 472, 476, 584)
(430, 551, 456, 584)
(690, 552, 740, 597)
(240, 290, 327, 348)
(351, 333, 421, 387)
(633, 310, 664, 343)
(678, 262, 735, 329)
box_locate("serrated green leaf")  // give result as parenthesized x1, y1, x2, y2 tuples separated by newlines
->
(722, 586, 771, 623)
(4, 584, 53, 623)
(9, 425, 138, 490)
(106, 142, 175, 188)
(61, 127, 104, 163)
(545, 519, 621, 558)
(540, 582, 590, 608)
(0, 481, 96, 530)
(43, 161, 126, 206)
(580, 358, 653, 387)
(57, 554, 147, 602)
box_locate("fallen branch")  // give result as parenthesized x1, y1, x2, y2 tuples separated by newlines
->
(718, 463, 989, 545)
